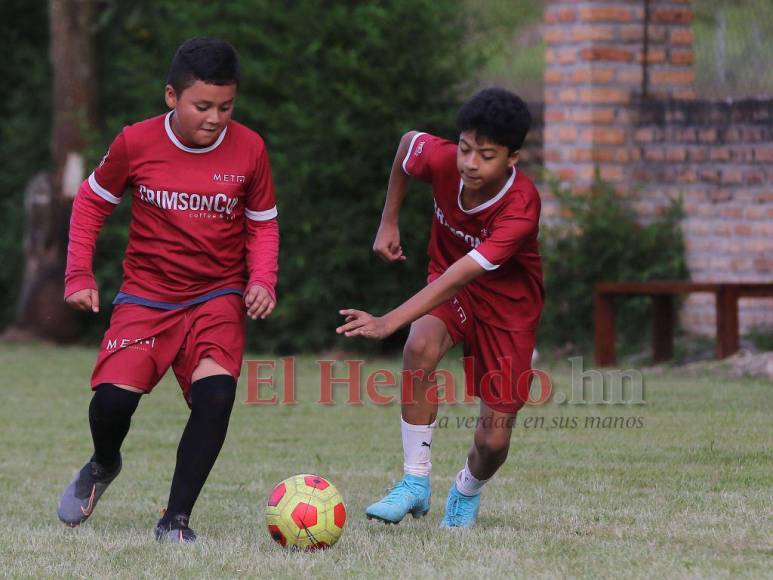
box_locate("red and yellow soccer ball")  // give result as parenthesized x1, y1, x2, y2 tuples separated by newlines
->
(265, 474, 346, 551)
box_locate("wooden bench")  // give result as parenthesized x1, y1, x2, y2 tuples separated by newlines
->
(593, 281, 773, 366)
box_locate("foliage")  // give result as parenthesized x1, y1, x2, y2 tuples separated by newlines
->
(538, 174, 688, 353)
(0, 0, 51, 328)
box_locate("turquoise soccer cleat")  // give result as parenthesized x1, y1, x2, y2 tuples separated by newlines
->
(365, 474, 431, 524)
(439, 482, 481, 528)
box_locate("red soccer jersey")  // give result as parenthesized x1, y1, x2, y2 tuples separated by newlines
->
(65, 112, 279, 304)
(403, 132, 544, 331)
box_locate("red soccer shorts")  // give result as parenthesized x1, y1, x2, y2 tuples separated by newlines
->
(430, 288, 536, 414)
(91, 294, 246, 403)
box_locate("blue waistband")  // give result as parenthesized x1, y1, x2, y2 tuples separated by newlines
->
(112, 287, 243, 310)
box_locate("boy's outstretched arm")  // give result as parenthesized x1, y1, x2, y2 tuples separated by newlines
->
(372, 130, 419, 263)
(336, 255, 484, 339)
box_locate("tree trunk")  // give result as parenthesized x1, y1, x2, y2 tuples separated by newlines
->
(10, 0, 97, 342)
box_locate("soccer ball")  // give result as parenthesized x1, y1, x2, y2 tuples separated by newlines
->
(265, 474, 346, 551)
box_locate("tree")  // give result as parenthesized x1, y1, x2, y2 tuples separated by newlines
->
(11, 0, 97, 341)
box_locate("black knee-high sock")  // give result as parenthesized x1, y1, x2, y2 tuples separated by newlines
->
(165, 375, 236, 519)
(89, 383, 142, 469)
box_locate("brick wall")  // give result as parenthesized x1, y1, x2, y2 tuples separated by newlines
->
(634, 99, 773, 334)
(541, 0, 773, 336)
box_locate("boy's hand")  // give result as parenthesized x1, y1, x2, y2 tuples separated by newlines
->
(336, 309, 393, 339)
(373, 222, 406, 262)
(65, 288, 100, 313)
(245, 284, 275, 320)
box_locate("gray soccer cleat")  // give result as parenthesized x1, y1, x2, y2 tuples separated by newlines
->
(57, 456, 122, 527)
(154, 512, 197, 544)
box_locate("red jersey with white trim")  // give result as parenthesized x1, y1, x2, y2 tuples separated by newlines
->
(403, 132, 543, 331)
(65, 112, 279, 303)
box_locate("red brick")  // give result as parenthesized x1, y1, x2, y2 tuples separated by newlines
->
(719, 207, 742, 219)
(744, 207, 767, 220)
(558, 168, 576, 181)
(670, 49, 694, 65)
(710, 147, 731, 162)
(617, 68, 643, 84)
(545, 8, 577, 24)
(650, 70, 694, 86)
(735, 223, 753, 236)
(721, 169, 743, 185)
(645, 148, 665, 161)
(667, 147, 687, 162)
(579, 6, 636, 22)
(573, 67, 615, 84)
(559, 126, 578, 142)
(579, 87, 630, 103)
(572, 108, 616, 124)
(652, 8, 692, 25)
(635, 128, 654, 142)
(688, 149, 707, 162)
(699, 129, 718, 142)
(745, 170, 765, 185)
(755, 148, 773, 162)
(600, 165, 624, 181)
(544, 69, 563, 85)
(620, 26, 644, 42)
(580, 47, 634, 62)
(559, 88, 578, 103)
(543, 27, 566, 44)
(545, 49, 557, 64)
(670, 28, 694, 45)
(558, 49, 576, 64)
(572, 25, 616, 42)
(579, 127, 626, 145)
(544, 109, 565, 122)
(753, 258, 773, 272)
(639, 49, 666, 64)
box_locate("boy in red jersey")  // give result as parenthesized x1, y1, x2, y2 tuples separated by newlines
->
(337, 88, 543, 528)
(57, 38, 279, 543)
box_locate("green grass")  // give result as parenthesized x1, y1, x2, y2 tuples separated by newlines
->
(0, 343, 771, 578)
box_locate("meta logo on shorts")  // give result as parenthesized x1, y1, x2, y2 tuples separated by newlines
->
(106, 336, 157, 352)
(452, 297, 467, 324)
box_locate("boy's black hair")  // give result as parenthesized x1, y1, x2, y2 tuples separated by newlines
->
(167, 37, 240, 95)
(456, 88, 531, 152)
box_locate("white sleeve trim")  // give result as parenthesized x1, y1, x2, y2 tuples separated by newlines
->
(245, 205, 278, 221)
(468, 249, 499, 271)
(401, 132, 426, 175)
(88, 173, 121, 205)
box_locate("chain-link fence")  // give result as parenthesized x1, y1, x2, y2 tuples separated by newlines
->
(693, 0, 773, 98)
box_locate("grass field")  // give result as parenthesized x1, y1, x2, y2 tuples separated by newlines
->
(0, 343, 771, 578)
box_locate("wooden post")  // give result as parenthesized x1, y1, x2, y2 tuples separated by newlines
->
(594, 289, 616, 367)
(652, 294, 674, 362)
(715, 285, 740, 358)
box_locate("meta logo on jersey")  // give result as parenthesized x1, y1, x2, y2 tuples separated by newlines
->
(106, 336, 157, 352)
(434, 200, 482, 248)
(137, 184, 239, 217)
(213, 173, 246, 183)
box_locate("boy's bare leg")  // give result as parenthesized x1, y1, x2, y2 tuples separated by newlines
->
(440, 402, 517, 528)
(466, 401, 517, 480)
(401, 315, 455, 425)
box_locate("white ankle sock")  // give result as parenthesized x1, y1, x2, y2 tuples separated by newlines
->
(455, 460, 488, 496)
(401, 417, 435, 477)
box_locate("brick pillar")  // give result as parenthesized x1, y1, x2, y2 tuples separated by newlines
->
(543, 0, 695, 188)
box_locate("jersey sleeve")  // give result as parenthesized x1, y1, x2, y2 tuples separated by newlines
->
(88, 131, 130, 205)
(244, 139, 279, 300)
(402, 132, 455, 183)
(244, 139, 277, 222)
(64, 131, 130, 298)
(467, 189, 540, 271)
